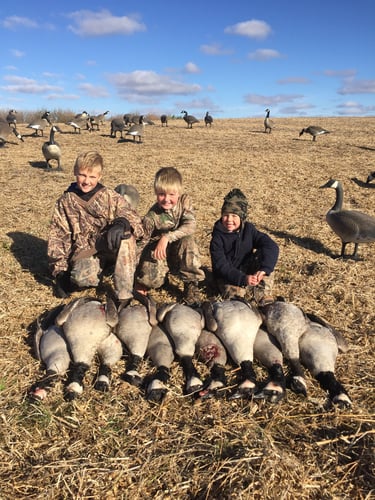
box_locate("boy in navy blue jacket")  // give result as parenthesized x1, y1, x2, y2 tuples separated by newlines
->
(210, 188, 279, 304)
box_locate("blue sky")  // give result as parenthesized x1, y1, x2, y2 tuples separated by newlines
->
(1, 1, 374, 118)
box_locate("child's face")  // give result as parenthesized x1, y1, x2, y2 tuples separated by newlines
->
(156, 189, 180, 210)
(221, 213, 241, 232)
(76, 167, 102, 193)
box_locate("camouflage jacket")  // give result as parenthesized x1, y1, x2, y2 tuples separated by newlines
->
(138, 193, 197, 252)
(48, 185, 144, 276)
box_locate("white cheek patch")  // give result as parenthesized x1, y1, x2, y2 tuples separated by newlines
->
(66, 382, 84, 394)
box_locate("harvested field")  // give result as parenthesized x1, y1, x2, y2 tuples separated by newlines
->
(0, 116, 374, 499)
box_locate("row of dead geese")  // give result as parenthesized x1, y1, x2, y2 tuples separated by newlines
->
(29, 295, 351, 409)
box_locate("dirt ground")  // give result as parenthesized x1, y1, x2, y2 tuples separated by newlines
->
(0, 116, 374, 499)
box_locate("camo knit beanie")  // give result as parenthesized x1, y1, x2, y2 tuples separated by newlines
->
(221, 188, 248, 220)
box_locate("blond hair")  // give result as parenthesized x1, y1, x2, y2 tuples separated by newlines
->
(74, 151, 104, 174)
(154, 167, 183, 194)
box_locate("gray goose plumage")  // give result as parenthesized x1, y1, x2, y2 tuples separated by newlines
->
(320, 179, 375, 258)
(264, 108, 274, 133)
(204, 111, 213, 127)
(27, 111, 52, 137)
(160, 114, 168, 127)
(42, 125, 62, 170)
(110, 118, 126, 138)
(66, 111, 91, 133)
(181, 110, 199, 128)
(6, 109, 17, 128)
(0, 117, 24, 145)
(126, 115, 144, 142)
(299, 125, 330, 141)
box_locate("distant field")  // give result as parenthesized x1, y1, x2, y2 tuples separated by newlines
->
(0, 116, 374, 499)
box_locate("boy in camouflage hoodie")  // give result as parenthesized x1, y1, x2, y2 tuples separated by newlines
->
(47, 151, 144, 303)
(135, 167, 205, 304)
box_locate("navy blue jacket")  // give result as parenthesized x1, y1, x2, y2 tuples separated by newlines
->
(210, 220, 279, 286)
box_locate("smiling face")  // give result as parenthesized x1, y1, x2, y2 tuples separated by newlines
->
(156, 189, 180, 210)
(221, 213, 241, 232)
(75, 166, 102, 193)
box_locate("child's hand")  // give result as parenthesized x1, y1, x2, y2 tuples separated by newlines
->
(246, 271, 266, 286)
(154, 236, 168, 259)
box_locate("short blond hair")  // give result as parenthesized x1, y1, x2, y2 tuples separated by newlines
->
(74, 151, 103, 174)
(154, 167, 182, 194)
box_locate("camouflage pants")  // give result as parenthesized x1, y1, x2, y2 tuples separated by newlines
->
(215, 250, 275, 302)
(135, 235, 205, 289)
(70, 235, 137, 300)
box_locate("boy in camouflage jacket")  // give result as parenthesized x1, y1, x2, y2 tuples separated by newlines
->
(47, 151, 144, 302)
(135, 167, 205, 304)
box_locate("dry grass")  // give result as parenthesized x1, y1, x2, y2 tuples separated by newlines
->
(0, 116, 374, 499)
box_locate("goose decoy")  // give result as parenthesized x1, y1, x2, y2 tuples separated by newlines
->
(125, 115, 144, 143)
(202, 299, 262, 399)
(27, 111, 52, 137)
(0, 118, 24, 145)
(299, 125, 330, 141)
(110, 118, 126, 138)
(264, 108, 274, 133)
(66, 111, 92, 133)
(320, 179, 375, 259)
(89, 111, 109, 131)
(160, 114, 168, 127)
(6, 109, 17, 128)
(204, 112, 213, 127)
(42, 125, 62, 170)
(366, 171, 375, 184)
(181, 110, 199, 128)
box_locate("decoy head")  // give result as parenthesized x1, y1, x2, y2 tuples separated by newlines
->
(319, 179, 339, 189)
(299, 129, 305, 136)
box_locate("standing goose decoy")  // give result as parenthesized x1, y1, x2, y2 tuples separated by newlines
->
(181, 110, 199, 129)
(160, 114, 168, 127)
(202, 299, 262, 399)
(299, 125, 330, 141)
(157, 302, 204, 395)
(27, 111, 52, 137)
(66, 111, 92, 133)
(6, 109, 17, 128)
(366, 171, 375, 184)
(204, 112, 213, 127)
(264, 108, 274, 134)
(89, 111, 109, 131)
(0, 118, 24, 145)
(320, 179, 375, 259)
(110, 118, 126, 138)
(125, 115, 144, 143)
(55, 297, 119, 400)
(42, 125, 63, 170)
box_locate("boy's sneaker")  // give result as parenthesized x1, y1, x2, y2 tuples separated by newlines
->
(183, 281, 200, 305)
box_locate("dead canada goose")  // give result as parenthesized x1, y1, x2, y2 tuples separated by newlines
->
(320, 179, 375, 259)
(27, 111, 52, 137)
(160, 114, 168, 127)
(264, 108, 274, 133)
(6, 109, 17, 127)
(204, 112, 213, 127)
(146, 324, 175, 402)
(366, 171, 375, 184)
(0, 118, 24, 145)
(126, 115, 144, 143)
(299, 125, 330, 141)
(42, 125, 62, 170)
(181, 110, 199, 128)
(89, 111, 109, 130)
(114, 184, 140, 209)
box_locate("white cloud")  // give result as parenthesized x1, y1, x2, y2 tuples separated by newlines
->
(200, 43, 233, 56)
(279, 103, 315, 115)
(2, 16, 38, 29)
(336, 101, 375, 115)
(338, 79, 375, 94)
(184, 62, 200, 74)
(107, 70, 201, 102)
(2, 75, 63, 94)
(244, 93, 303, 105)
(248, 49, 283, 61)
(277, 77, 311, 85)
(11, 49, 25, 58)
(46, 93, 80, 101)
(78, 83, 109, 98)
(224, 19, 271, 40)
(67, 9, 146, 36)
(323, 69, 357, 78)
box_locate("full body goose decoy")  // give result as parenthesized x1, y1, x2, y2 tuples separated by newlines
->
(27, 111, 52, 137)
(125, 115, 144, 143)
(6, 109, 17, 128)
(204, 112, 213, 127)
(320, 179, 375, 258)
(42, 125, 62, 170)
(366, 171, 375, 184)
(110, 118, 126, 138)
(0, 118, 24, 145)
(66, 111, 92, 133)
(202, 299, 262, 399)
(160, 114, 168, 127)
(299, 125, 330, 141)
(181, 110, 199, 128)
(264, 108, 274, 133)
(89, 111, 109, 131)
(156, 302, 204, 395)
(55, 297, 120, 400)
